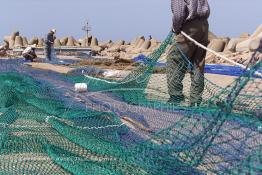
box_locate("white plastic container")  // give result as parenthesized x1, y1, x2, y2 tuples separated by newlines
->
(74, 83, 88, 93)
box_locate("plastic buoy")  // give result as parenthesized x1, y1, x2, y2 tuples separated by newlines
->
(74, 83, 88, 93)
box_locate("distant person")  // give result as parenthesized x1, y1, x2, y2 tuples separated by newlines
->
(45, 29, 56, 61)
(22, 44, 37, 62)
(149, 35, 152, 40)
(167, 0, 210, 106)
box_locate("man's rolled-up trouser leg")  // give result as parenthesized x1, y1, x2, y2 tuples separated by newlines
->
(190, 43, 206, 105)
(166, 46, 188, 98)
(190, 56, 205, 105)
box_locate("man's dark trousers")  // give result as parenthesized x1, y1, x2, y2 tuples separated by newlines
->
(166, 18, 209, 105)
(45, 44, 52, 61)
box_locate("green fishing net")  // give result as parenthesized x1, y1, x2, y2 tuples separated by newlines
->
(0, 31, 261, 174)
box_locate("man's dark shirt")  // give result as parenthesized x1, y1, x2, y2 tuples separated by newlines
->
(171, 0, 210, 33)
(45, 32, 55, 45)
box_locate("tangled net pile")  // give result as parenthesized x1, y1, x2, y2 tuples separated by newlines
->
(0, 32, 261, 174)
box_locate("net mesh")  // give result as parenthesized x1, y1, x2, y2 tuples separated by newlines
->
(0, 31, 261, 174)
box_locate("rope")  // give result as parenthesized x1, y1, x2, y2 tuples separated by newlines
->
(0, 123, 50, 128)
(84, 75, 119, 84)
(181, 31, 262, 77)
(84, 74, 136, 85)
(181, 31, 246, 68)
(46, 116, 125, 130)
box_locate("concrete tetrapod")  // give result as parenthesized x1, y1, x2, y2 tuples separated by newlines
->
(236, 33, 262, 52)
(9, 40, 15, 49)
(54, 39, 61, 47)
(10, 31, 19, 41)
(236, 24, 262, 52)
(90, 37, 98, 47)
(125, 36, 145, 52)
(99, 40, 112, 49)
(130, 37, 140, 46)
(136, 38, 145, 49)
(22, 37, 29, 47)
(3, 36, 11, 44)
(79, 38, 88, 47)
(29, 37, 38, 45)
(3, 36, 11, 49)
(127, 38, 146, 54)
(221, 37, 230, 52)
(107, 40, 125, 52)
(208, 31, 218, 42)
(3, 40, 9, 49)
(60, 37, 68, 46)
(225, 38, 245, 52)
(250, 24, 262, 38)
(38, 38, 44, 47)
(14, 36, 23, 48)
(249, 38, 262, 52)
(148, 39, 159, 52)
(66, 37, 75, 47)
(7, 31, 19, 49)
(74, 40, 81, 47)
(120, 45, 130, 52)
(92, 46, 103, 53)
(137, 40, 151, 53)
(207, 39, 226, 52)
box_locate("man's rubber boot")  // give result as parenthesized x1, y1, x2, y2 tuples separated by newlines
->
(168, 95, 185, 105)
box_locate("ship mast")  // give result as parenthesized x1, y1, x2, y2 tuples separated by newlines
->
(82, 20, 91, 47)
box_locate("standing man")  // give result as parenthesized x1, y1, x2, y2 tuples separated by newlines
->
(167, 0, 210, 106)
(45, 29, 56, 61)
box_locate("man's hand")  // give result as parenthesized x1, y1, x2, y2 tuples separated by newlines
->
(171, 27, 180, 35)
(172, 27, 176, 33)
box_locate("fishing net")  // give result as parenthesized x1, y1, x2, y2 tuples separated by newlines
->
(72, 32, 261, 116)
(0, 31, 261, 175)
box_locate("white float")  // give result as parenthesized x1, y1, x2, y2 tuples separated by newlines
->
(74, 83, 88, 93)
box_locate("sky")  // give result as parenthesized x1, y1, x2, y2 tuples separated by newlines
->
(1, 0, 262, 42)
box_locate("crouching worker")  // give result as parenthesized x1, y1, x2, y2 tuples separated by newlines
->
(22, 44, 37, 62)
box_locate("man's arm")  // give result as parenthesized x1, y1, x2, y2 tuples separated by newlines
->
(171, 0, 187, 34)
